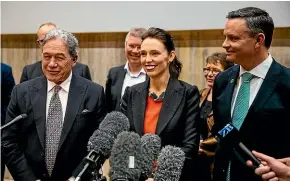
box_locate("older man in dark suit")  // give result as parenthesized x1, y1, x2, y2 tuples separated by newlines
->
(2, 29, 106, 181)
(20, 22, 91, 83)
(212, 7, 290, 181)
(1, 62, 15, 181)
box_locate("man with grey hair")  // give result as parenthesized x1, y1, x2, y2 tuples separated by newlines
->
(212, 7, 290, 181)
(2, 29, 107, 181)
(105, 27, 147, 112)
(20, 22, 92, 83)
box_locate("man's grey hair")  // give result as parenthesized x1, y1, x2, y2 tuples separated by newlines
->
(42, 29, 79, 58)
(125, 27, 147, 43)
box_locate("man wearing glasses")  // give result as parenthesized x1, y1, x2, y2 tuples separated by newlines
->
(20, 22, 92, 83)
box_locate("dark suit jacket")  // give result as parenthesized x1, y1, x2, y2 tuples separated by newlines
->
(120, 77, 200, 181)
(1, 63, 15, 126)
(105, 65, 148, 112)
(105, 65, 126, 112)
(212, 60, 290, 181)
(1, 62, 15, 181)
(20, 61, 92, 83)
(1, 75, 107, 181)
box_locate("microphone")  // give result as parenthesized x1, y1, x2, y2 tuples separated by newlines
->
(75, 111, 130, 181)
(154, 145, 185, 181)
(1, 114, 27, 130)
(109, 131, 142, 181)
(216, 123, 261, 167)
(140, 133, 161, 180)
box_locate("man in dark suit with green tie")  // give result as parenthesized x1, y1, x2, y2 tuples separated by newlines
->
(212, 7, 290, 181)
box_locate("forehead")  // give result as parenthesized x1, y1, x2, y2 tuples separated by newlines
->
(126, 35, 142, 45)
(38, 25, 56, 36)
(224, 18, 250, 35)
(206, 62, 224, 69)
(141, 38, 165, 51)
(42, 39, 69, 54)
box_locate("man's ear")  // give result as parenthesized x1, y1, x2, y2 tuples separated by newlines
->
(255, 33, 266, 49)
(72, 55, 78, 67)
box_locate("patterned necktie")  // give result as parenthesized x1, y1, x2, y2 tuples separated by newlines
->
(45, 85, 63, 176)
(226, 72, 254, 181)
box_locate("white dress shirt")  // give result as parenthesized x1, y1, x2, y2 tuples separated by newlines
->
(46, 71, 72, 122)
(231, 54, 273, 116)
(121, 61, 146, 97)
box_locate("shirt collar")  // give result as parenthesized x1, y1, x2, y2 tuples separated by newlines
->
(124, 61, 146, 78)
(47, 71, 72, 93)
(239, 53, 273, 79)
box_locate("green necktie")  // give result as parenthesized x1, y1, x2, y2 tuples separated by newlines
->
(226, 72, 254, 181)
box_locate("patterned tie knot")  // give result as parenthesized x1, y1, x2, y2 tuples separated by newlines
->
(242, 72, 254, 83)
(54, 85, 62, 93)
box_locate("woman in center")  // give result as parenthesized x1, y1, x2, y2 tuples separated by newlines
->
(120, 27, 200, 180)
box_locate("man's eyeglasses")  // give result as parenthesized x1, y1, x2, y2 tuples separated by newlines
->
(37, 39, 44, 45)
(203, 68, 222, 75)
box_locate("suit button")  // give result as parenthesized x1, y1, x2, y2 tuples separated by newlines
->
(40, 152, 44, 157)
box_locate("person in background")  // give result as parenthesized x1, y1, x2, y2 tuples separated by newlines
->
(212, 7, 290, 181)
(120, 27, 200, 181)
(197, 52, 234, 181)
(2, 29, 106, 181)
(20, 22, 91, 83)
(105, 27, 147, 112)
(1, 62, 15, 181)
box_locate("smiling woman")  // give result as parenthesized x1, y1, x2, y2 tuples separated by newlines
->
(120, 27, 201, 181)
(197, 52, 234, 181)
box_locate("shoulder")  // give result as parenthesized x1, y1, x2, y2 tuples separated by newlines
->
(177, 79, 199, 93)
(74, 75, 103, 92)
(108, 64, 125, 74)
(23, 61, 42, 70)
(75, 62, 89, 68)
(1, 63, 12, 72)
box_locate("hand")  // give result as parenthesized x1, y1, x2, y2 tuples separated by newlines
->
(246, 151, 290, 181)
(146, 178, 154, 181)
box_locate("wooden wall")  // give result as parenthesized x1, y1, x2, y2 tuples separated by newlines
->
(1, 27, 290, 90)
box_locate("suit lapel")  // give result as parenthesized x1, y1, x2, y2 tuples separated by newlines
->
(219, 66, 240, 124)
(245, 60, 281, 119)
(156, 78, 184, 135)
(30, 76, 47, 150)
(132, 80, 149, 135)
(116, 67, 126, 100)
(58, 75, 86, 150)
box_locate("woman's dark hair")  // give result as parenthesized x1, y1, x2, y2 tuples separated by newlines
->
(206, 52, 234, 70)
(141, 27, 182, 78)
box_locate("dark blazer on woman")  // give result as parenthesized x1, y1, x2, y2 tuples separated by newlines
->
(120, 77, 200, 181)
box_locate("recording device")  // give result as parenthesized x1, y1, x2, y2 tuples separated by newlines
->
(216, 123, 261, 167)
(154, 145, 185, 181)
(140, 133, 161, 181)
(75, 111, 130, 181)
(110, 131, 142, 181)
(0, 114, 27, 130)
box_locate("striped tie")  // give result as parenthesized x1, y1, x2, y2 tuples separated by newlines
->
(226, 72, 254, 181)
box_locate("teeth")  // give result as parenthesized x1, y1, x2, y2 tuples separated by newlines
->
(146, 66, 155, 70)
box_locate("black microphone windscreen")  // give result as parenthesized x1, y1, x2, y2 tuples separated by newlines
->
(154, 145, 185, 181)
(141, 133, 161, 178)
(110, 131, 142, 181)
(87, 111, 130, 158)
